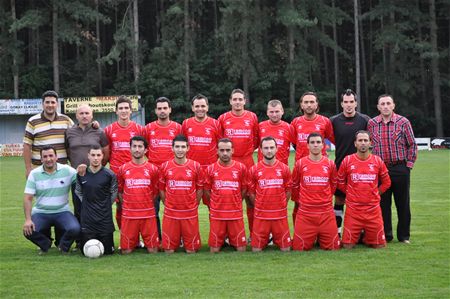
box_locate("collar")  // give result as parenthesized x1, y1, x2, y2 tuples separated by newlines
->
(40, 111, 59, 122)
(375, 112, 398, 123)
(39, 163, 61, 174)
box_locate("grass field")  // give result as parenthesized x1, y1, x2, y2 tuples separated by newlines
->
(1, 151, 449, 298)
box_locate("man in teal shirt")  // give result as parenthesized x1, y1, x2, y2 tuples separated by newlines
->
(22, 146, 80, 254)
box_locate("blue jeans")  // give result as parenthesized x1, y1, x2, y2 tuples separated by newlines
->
(25, 211, 80, 252)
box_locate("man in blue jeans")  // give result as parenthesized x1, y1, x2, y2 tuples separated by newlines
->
(22, 146, 80, 254)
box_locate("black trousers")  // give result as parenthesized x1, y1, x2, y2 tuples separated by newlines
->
(380, 163, 411, 242)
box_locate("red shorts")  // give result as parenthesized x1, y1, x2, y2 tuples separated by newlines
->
(246, 206, 254, 233)
(162, 216, 201, 251)
(208, 218, 247, 248)
(251, 218, 291, 249)
(120, 217, 159, 250)
(343, 207, 386, 246)
(293, 210, 340, 251)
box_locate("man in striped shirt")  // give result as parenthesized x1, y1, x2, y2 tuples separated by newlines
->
(22, 146, 80, 254)
(23, 90, 74, 178)
(367, 95, 417, 244)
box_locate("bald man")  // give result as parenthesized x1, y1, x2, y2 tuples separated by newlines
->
(65, 104, 109, 248)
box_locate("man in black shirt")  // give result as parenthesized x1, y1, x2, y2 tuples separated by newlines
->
(75, 145, 118, 254)
(330, 89, 370, 235)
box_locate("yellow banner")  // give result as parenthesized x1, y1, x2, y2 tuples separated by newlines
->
(63, 95, 139, 113)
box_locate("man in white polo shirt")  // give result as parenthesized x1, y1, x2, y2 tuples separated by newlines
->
(22, 146, 80, 254)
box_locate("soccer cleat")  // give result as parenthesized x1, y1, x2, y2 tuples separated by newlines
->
(400, 240, 411, 244)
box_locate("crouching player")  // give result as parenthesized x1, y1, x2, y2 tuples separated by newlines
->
(291, 133, 340, 251)
(248, 137, 292, 252)
(204, 138, 248, 253)
(337, 130, 391, 249)
(159, 135, 203, 253)
(117, 136, 160, 254)
(75, 146, 118, 255)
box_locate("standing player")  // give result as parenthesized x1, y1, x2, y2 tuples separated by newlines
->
(258, 99, 295, 166)
(182, 94, 220, 207)
(291, 133, 340, 251)
(337, 131, 391, 249)
(75, 146, 117, 255)
(159, 135, 203, 254)
(247, 137, 292, 252)
(367, 95, 417, 244)
(104, 96, 144, 229)
(290, 91, 335, 222)
(117, 136, 160, 254)
(145, 97, 182, 237)
(330, 89, 370, 235)
(204, 138, 248, 252)
(218, 89, 259, 234)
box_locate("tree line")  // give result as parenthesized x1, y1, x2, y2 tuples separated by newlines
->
(1, 0, 448, 136)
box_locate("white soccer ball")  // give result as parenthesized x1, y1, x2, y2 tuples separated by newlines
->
(83, 239, 104, 258)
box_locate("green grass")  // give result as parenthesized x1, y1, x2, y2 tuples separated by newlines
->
(1, 151, 449, 298)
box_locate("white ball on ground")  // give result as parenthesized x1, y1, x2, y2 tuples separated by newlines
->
(83, 239, 104, 258)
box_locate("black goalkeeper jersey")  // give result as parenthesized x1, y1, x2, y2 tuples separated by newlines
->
(75, 167, 117, 234)
(330, 112, 370, 168)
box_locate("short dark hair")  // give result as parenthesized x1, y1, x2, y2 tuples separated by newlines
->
(40, 146, 57, 156)
(218, 138, 233, 147)
(355, 130, 371, 141)
(130, 135, 148, 148)
(230, 88, 246, 99)
(115, 95, 132, 110)
(341, 89, 357, 102)
(307, 132, 324, 143)
(377, 94, 394, 103)
(156, 97, 172, 108)
(191, 94, 209, 105)
(172, 134, 188, 147)
(42, 90, 59, 101)
(267, 99, 283, 108)
(260, 136, 277, 148)
(89, 145, 102, 152)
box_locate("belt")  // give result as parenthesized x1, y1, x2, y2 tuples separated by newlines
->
(386, 161, 405, 167)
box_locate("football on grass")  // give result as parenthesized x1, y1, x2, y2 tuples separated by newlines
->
(83, 239, 104, 258)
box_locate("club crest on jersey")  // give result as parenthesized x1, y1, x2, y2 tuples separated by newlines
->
(186, 170, 192, 177)
(276, 169, 282, 176)
(244, 120, 250, 126)
(232, 171, 238, 179)
(205, 128, 211, 135)
(315, 124, 321, 130)
(144, 169, 150, 176)
(368, 164, 375, 171)
(278, 130, 284, 136)
(169, 129, 175, 137)
(322, 166, 329, 173)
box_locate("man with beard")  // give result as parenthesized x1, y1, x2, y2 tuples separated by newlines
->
(290, 92, 335, 223)
(116, 136, 160, 254)
(337, 131, 391, 249)
(159, 135, 204, 254)
(248, 137, 292, 252)
(204, 138, 248, 252)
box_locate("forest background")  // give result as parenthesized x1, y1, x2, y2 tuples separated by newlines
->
(1, 0, 449, 137)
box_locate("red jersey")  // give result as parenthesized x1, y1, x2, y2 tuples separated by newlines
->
(247, 160, 292, 220)
(291, 114, 335, 161)
(159, 159, 203, 220)
(337, 154, 391, 212)
(182, 117, 220, 166)
(218, 111, 259, 158)
(257, 120, 295, 165)
(117, 161, 159, 219)
(204, 161, 248, 220)
(291, 156, 337, 213)
(144, 121, 182, 166)
(104, 121, 144, 174)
